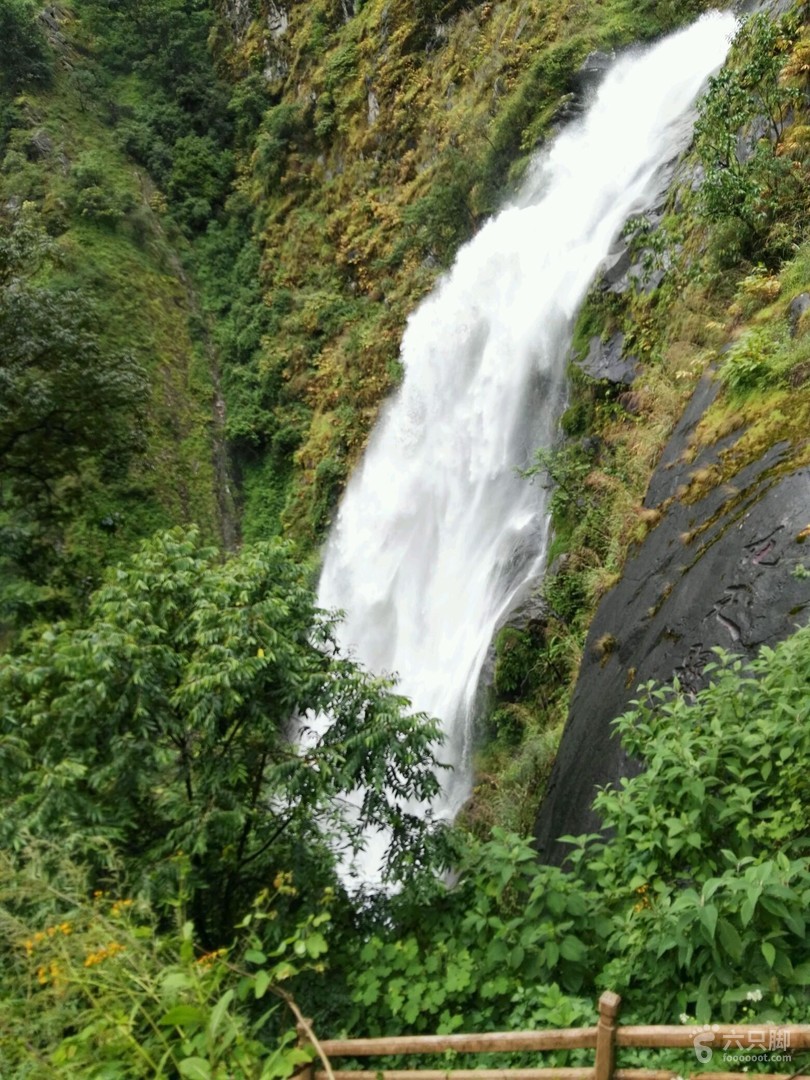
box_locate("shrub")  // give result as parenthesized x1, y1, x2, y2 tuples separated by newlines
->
(719, 326, 785, 395)
(1, 843, 328, 1078)
(0, 0, 51, 93)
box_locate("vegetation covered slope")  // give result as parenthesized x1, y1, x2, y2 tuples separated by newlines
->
(476, 2, 810, 837)
(0, 0, 236, 628)
(206, 0, 722, 540)
(5, 0, 810, 1074)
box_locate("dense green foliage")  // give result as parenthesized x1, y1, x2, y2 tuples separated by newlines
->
(0, 213, 149, 622)
(0, 0, 51, 96)
(6, 613, 810, 1074)
(0, 528, 446, 942)
(349, 628, 810, 1039)
(78, 0, 236, 234)
(695, 10, 808, 265)
(3, 0, 810, 1072)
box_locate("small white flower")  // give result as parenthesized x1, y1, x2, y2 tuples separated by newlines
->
(679, 1014, 690, 1024)
(746, 989, 763, 1003)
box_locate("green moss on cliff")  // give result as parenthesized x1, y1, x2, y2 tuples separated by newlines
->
(473, 2, 810, 830)
(216, 0, 724, 541)
(0, 4, 224, 619)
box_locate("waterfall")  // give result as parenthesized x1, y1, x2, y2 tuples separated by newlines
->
(316, 11, 736, 879)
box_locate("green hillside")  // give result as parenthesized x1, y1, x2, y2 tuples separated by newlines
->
(4, 0, 810, 1073)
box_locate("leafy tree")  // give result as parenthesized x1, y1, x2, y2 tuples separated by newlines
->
(0, 212, 146, 503)
(694, 13, 806, 263)
(0, 527, 446, 942)
(0, 0, 52, 94)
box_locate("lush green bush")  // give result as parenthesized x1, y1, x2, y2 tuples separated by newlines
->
(0, 526, 446, 942)
(0, 0, 52, 94)
(718, 325, 787, 395)
(347, 626, 810, 1037)
(1, 843, 329, 1078)
(695, 12, 808, 266)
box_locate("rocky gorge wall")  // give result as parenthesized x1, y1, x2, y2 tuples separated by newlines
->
(534, 0, 810, 861)
(535, 369, 810, 861)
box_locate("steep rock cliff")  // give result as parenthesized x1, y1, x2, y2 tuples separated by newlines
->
(534, 0, 810, 860)
(535, 369, 810, 861)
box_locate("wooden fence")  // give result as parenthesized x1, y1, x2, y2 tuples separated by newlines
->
(297, 991, 810, 1080)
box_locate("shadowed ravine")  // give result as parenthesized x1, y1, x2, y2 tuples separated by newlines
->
(315, 10, 737, 881)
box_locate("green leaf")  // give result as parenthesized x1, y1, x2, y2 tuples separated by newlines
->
(566, 892, 587, 917)
(761, 941, 776, 968)
(546, 891, 567, 917)
(178, 1058, 212, 1080)
(717, 918, 743, 961)
(696, 979, 711, 1024)
(160, 1006, 206, 1029)
(741, 893, 757, 927)
(559, 936, 586, 963)
(305, 932, 328, 958)
(207, 989, 235, 1041)
(509, 944, 525, 969)
(255, 970, 272, 999)
(699, 903, 718, 941)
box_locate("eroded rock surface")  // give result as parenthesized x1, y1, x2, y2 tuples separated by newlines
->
(577, 332, 640, 385)
(535, 375, 810, 863)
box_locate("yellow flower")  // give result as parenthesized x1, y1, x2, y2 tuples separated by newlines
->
(84, 942, 126, 967)
(273, 870, 297, 896)
(257, 647, 265, 658)
(196, 947, 227, 968)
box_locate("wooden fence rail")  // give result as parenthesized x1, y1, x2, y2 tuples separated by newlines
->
(297, 991, 810, 1080)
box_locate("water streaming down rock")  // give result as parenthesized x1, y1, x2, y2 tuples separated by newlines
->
(315, 11, 736, 879)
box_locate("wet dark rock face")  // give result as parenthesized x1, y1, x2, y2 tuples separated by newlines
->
(788, 292, 810, 334)
(535, 374, 810, 864)
(578, 332, 640, 385)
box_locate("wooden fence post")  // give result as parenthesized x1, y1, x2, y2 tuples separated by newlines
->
(594, 991, 622, 1080)
(297, 1018, 315, 1080)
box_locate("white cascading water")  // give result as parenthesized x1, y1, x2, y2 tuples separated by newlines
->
(316, 11, 736, 879)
